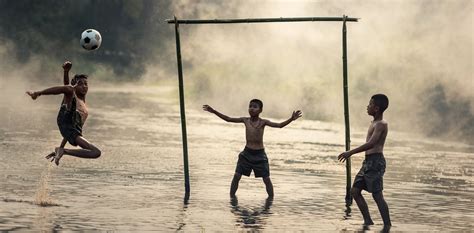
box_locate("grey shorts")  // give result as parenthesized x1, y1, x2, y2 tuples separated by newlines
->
(235, 147, 270, 178)
(353, 153, 386, 193)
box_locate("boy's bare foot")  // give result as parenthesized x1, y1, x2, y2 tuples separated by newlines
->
(363, 220, 374, 226)
(230, 196, 238, 207)
(264, 197, 273, 210)
(45, 152, 55, 162)
(54, 147, 64, 166)
(382, 225, 392, 233)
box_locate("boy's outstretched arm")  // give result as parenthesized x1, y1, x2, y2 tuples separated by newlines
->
(202, 105, 243, 123)
(265, 110, 302, 128)
(63, 61, 72, 85)
(338, 122, 387, 162)
(26, 85, 73, 100)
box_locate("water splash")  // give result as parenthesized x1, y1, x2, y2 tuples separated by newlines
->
(34, 163, 57, 207)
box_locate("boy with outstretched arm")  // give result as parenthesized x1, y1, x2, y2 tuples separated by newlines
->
(26, 65, 101, 165)
(203, 99, 302, 199)
(44, 60, 75, 162)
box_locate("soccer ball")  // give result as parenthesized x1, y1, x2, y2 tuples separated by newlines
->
(80, 29, 102, 50)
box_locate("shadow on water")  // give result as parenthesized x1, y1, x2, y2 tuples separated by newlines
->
(2, 198, 61, 207)
(357, 225, 391, 233)
(176, 202, 188, 232)
(344, 205, 352, 220)
(341, 204, 392, 233)
(229, 197, 273, 230)
(177, 193, 190, 231)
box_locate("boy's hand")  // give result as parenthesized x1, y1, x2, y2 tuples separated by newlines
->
(26, 91, 39, 100)
(202, 105, 215, 113)
(291, 110, 302, 120)
(62, 61, 72, 71)
(338, 152, 351, 162)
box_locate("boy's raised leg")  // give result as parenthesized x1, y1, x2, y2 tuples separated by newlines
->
(372, 191, 391, 226)
(263, 176, 274, 199)
(351, 187, 374, 225)
(230, 173, 242, 198)
(57, 136, 101, 165)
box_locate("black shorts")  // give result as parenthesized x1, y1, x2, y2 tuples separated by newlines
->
(57, 105, 83, 146)
(235, 147, 270, 178)
(353, 153, 386, 193)
(57, 122, 82, 146)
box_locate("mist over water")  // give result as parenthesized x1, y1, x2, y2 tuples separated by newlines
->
(168, 0, 473, 142)
(0, 2, 473, 230)
(0, 0, 474, 231)
(0, 0, 472, 141)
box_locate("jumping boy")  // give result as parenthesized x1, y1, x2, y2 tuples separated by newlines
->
(203, 99, 302, 199)
(26, 63, 101, 165)
(338, 94, 391, 227)
(44, 60, 75, 162)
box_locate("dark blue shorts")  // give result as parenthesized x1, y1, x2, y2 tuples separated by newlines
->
(57, 104, 83, 146)
(353, 153, 386, 193)
(235, 147, 270, 178)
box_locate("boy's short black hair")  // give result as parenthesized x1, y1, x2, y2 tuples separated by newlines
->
(72, 74, 88, 85)
(371, 94, 389, 113)
(249, 99, 263, 109)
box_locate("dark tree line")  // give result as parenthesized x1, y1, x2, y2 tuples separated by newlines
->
(0, 0, 173, 78)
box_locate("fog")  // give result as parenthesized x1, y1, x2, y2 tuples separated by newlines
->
(0, 0, 472, 142)
(166, 0, 473, 142)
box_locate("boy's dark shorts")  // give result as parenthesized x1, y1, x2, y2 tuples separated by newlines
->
(57, 106, 83, 146)
(353, 153, 386, 193)
(235, 147, 270, 178)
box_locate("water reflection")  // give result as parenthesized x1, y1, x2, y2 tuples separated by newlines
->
(340, 223, 391, 233)
(344, 205, 352, 220)
(1, 86, 473, 231)
(356, 224, 391, 233)
(230, 197, 273, 230)
(176, 203, 188, 232)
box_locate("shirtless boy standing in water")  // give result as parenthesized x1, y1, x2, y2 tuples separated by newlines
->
(338, 94, 391, 227)
(203, 99, 302, 199)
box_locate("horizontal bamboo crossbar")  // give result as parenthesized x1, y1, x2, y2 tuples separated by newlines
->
(166, 16, 358, 24)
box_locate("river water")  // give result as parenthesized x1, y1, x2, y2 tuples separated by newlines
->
(0, 85, 472, 231)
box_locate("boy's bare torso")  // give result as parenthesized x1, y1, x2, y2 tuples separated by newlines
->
(366, 120, 388, 155)
(243, 117, 265, 150)
(75, 97, 88, 123)
(64, 92, 88, 124)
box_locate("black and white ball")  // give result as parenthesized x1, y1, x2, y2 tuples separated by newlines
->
(80, 29, 102, 50)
